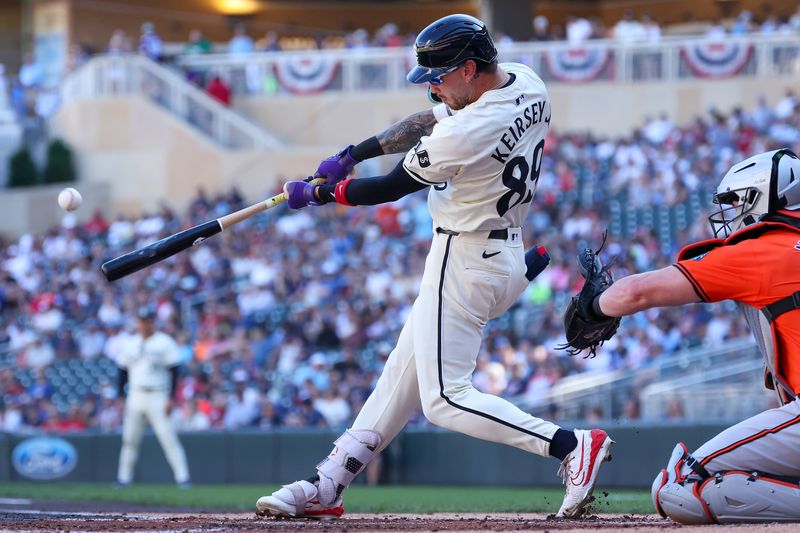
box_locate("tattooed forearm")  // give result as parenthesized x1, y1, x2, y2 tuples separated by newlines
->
(376, 110, 437, 154)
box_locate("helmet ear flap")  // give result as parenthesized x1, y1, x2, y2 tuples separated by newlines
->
(772, 149, 800, 212)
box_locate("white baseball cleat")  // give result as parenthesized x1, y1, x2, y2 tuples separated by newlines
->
(256, 479, 344, 520)
(556, 428, 615, 518)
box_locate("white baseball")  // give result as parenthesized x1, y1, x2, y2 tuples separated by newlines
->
(57, 187, 82, 211)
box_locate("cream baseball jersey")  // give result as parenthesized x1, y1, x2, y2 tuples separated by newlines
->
(403, 63, 551, 232)
(117, 332, 181, 390)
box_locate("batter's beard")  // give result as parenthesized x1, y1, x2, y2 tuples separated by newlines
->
(447, 95, 470, 110)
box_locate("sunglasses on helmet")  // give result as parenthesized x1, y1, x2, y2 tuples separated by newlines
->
(428, 63, 462, 86)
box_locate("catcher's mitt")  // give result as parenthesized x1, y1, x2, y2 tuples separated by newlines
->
(558, 234, 620, 358)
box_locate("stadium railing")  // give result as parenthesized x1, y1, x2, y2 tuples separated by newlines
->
(60, 55, 283, 150)
(517, 337, 760, 421)
(640, 358, 769, 420)
(174, 33, 800, 96)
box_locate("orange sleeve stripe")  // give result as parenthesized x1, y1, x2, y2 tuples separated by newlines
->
(700, 414, 800, 466)
(673, 263, 711, 302)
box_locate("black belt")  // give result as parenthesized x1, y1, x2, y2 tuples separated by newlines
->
(436, 227, 509, 240)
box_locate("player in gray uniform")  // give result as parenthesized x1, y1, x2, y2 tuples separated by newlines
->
(115, 306, 191, 488)
(256, 14, 612, 519)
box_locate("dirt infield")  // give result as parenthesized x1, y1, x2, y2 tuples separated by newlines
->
(0, 500, 797, 532)
(1, 510, 797, 532)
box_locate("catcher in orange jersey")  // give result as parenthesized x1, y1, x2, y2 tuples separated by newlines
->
(568, 149, 800, 524)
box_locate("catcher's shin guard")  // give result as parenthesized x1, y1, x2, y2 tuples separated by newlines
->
(701, 471, 800, 523)
(315, 429, 381, 506)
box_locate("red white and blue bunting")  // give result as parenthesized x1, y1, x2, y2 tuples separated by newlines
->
(681, 41, 753, 79)
(273, 55, 340, 94)
(543, 46, 612, 83)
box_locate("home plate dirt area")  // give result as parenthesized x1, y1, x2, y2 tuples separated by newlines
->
(0, 501, 796, 532)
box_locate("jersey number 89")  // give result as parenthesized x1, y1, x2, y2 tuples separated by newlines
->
(496, 139, 545, 217)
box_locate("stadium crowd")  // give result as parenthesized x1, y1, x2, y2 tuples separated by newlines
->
(1, 92, 798, 434)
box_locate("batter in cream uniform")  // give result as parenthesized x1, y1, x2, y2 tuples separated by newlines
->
(351, 62, 560, 453)
(259, 14, 612, 520)
(116, 307, 190, 486)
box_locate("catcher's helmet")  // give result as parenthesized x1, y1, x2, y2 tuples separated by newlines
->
(709, 148, 800, 238)
(407, 14, 498, 84)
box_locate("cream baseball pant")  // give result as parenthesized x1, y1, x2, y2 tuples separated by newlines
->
(118, 388, 190, 484)
(689, 396, 800, 477)
(352, 228, 560, 456)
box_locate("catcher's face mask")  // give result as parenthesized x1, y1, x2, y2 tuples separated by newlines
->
(708, 149, 800, 238)
(709, 187, 760, 238)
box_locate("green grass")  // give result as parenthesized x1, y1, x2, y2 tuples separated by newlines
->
(0, 483, 654, 514)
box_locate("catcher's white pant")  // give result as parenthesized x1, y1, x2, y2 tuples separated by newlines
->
(692, 396, 800, 477)
(117, 389, 190, 484)
(353, 228, 560, 455)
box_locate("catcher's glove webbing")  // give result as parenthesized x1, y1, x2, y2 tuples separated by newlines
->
(558, 233, 621, 358)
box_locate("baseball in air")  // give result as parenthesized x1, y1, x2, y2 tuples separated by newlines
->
(57, 187, 82, 211)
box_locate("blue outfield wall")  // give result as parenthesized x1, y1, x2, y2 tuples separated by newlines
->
(1, 423, 729, 487)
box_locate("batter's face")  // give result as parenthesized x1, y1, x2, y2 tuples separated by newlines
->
(428, 61, 475, 110)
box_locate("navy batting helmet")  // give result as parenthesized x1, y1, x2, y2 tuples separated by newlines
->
(407, 14, 498, 84)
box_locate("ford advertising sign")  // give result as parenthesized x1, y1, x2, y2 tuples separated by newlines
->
(12, 437, 78, 480)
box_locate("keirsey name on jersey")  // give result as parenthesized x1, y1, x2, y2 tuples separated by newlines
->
(491, 99, 550, 164)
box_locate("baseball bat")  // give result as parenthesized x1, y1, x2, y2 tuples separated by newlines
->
(101, 179, 324, 282)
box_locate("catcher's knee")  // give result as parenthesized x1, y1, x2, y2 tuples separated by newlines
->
(652, 477, 715, 524)
(651, 442, 714, 524)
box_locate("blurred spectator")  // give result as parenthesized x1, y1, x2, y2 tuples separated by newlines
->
(566, 16, 593, 44)
(77, 321, 106, 360)
(731, 11, 754, 35)
(664, 396, 686, 419)
(774, 89, 797, 120)
(256, 31, 282, 52)
(531, 15, 551, 41)
(705, 20, 726, 39)
(56, 404, 88, 432)
(641, 14, 661, 42)
(138, 22, 163, 61)
(375, 23, 404, 47)
(108, 29, 132, 55)
(18, 52, 43, 90)
(791, 6, 800, 33)
(173, 398, 212, 431)
(613, 10, 645, 43)
(184, 29, 212, 55)
(23, 336, 55, 369)
(222, 369, 259, 428)
(228, 24, 254, 55)
(206, 75, 231, 106)
(1, 400, 24, 432)
(27, 370, 53, 400)
(313, 386, 351, 427)
(67, 42, 91, 71)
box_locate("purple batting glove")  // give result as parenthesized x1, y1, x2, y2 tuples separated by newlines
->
(315, 145, 360, 184)
(284, 181, 322, 209)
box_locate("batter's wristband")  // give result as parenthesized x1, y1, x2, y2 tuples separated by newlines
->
(334, 178, 355, 206)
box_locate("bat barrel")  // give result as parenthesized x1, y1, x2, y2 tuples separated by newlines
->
(101, 220, 222, 282)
